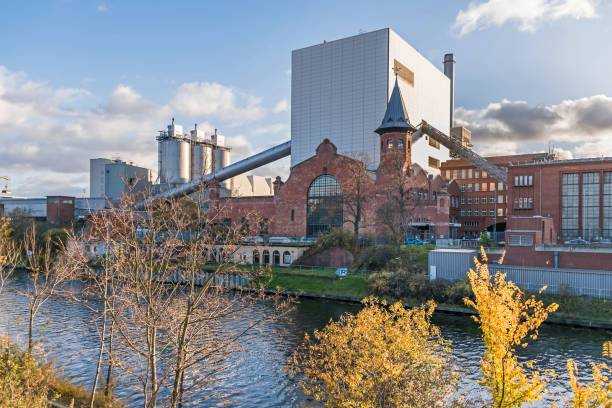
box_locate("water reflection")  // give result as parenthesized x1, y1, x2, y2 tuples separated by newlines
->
(0, 273, 609, 407)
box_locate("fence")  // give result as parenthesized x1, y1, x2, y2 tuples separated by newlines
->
(430, 253, 612, 299)
(167, 271, 250, 289)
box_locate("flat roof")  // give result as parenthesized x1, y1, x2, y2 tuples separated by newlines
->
(514, 157, 612, 167)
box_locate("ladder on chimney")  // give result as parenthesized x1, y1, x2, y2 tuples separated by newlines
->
(419, 121, 508, 185)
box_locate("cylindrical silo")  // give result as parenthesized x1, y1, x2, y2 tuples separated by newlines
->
(191, 143, 214, 180)
(215, 148, 231, 190)
(160, 138, 191, 185)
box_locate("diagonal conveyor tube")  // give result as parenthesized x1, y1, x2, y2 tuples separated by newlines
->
(136, 141, 291, 209)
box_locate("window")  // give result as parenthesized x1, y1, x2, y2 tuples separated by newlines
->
(475, 183, 480, 192)
(508, 235, 534, 247)
(490, 196, 495, 203)
(467, 209, 471, 216)
(387, 139, 393, 149)
(253, 250, 260, 265)
(482, 171, 487, 178)
(498, 182, 504, 191)
(273, 250, 280, 265)
(452, 170, 458, 180)
(283, 251, 291, 264)
(445, 170, 450, 179)
(475, 170, 480, 179)
(468, 197, 472, 204)
(561, 173, 579, 239)
(528, 175, 533, 186)
(468, 183, 472, 192)
(481, 209, 487, 216)
(461, 210, 465, 216)
(291, 209, 295, 222)
(429, 138, 440, 149)
(263, 250, 270, 265)
(498, 195, 503, 204)
(474, 197, 478, 204)
(429, 156, 440, 169)
(468, 169, 473, 178)
(482, 183, 488, 191)
(461, 196, 465, 204)
(514, 176, 519, 186)
(460, 184, 465, 192)
(398, 139, 403, 148)
(490, 208, 495, 216)
(582, 172, 600, 240)
(498, 208, 503, 217)
(490, 182, 495, 191)
(307, 175, 343, 238)
(604, 172, 612, 238)
(461, 169, 466, 179)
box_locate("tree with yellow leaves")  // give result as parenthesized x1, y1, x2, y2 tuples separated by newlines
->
(0, 216, 19, 294)
(558, 340, 612, 407)
(464, 248, 558, 408)
(290, 297, 459, 408)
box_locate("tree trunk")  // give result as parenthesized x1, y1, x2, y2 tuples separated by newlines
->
(89, 306, 107, 408)
(28, 306, 34, 354)
(105, 318, 115, 396)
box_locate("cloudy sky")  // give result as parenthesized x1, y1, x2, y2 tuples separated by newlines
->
(1, 0, 612, 197)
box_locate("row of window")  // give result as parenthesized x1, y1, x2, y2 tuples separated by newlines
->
(460, 208, 505, 217)
(387, 138, 405, 149)
(460, 195, 505, 205)
(561, 172, 612, 240)
(459, 182, 505, 192)
(513, 197, 533, 209)
(514, 175, 533, 186)
(445, 168, 507, 181)
(463, 221, 480, 227)
(252, 250, 292, 265)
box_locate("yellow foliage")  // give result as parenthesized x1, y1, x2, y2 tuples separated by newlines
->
(290, 297, 458, 408)
(464, 247, 558, 408)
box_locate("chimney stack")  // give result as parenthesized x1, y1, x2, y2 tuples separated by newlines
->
(443, 53, 455, 130)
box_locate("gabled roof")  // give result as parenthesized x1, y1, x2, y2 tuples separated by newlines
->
(375, 77, 416, 134)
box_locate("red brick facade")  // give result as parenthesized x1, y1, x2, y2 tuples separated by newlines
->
(504, 158, 612, 270)
(209, 138, 461, 241)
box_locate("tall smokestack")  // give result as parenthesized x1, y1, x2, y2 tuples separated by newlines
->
(443, 53, 455, 130)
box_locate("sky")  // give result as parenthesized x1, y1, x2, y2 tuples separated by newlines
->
(1, 0, 612, 197)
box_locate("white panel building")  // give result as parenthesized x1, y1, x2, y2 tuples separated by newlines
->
(291, 28, 451, 173)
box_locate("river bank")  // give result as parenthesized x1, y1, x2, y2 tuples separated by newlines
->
(253, 267, 612, 329)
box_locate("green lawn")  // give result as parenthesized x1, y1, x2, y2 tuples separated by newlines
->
(255, 271, 369, 299)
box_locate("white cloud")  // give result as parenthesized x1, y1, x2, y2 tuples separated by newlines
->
(171, 82, 267, 122)
(272, 98, 289, 113)
(97, 3, 109, 12)
(251, 123, 287, 136)
(455, 94, 612, 158)
(0, 66, 290, 196)
(454, 0, 599, 36)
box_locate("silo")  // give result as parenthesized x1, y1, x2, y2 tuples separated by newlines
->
(159, 138, 191, 185)
(191, 143, 214, 180)
(215, 148, 231, 190)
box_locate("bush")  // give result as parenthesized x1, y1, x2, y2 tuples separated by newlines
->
(354, 245, 423, 273)
(369, 272, 472, 305)
(0, 336, 54, 408)
(294, 228, 357, 265)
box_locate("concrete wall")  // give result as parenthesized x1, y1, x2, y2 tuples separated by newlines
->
(105, 161, 151, 200)
(90, 158, 112, 197)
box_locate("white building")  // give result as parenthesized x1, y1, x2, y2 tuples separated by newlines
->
(90, 158, 113, 197)
(291, 28, 451, 173)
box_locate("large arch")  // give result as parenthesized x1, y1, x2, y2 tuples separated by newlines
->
(306, 175, 343, 238)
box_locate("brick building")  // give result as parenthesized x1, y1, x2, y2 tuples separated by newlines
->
(503, 158, 612, 270)
(209, 78, 461, 242)
(440, 153, 555, 238)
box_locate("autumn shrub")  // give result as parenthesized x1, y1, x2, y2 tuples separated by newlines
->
(0, 336, 55, 408)
(369, 271, 472, 305)
(290, 297, 459, 407)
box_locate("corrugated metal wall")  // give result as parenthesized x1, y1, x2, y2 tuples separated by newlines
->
(429, 250, 612, 299)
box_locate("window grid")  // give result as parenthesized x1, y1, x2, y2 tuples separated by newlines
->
(306, 175, 343, 238)
(582, 172, 600, 240)
(561, 173, 579, 239)
(604, 172, 612, 239)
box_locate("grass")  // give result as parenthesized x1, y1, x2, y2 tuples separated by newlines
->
(255, 271, 369, 299)
(538, 292, 612, 324)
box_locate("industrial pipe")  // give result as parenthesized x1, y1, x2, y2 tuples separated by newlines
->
(136, 141, 291, 209)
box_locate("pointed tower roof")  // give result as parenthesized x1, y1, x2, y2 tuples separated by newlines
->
(375, 77, 416, 134)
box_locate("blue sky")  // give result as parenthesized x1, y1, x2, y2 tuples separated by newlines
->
(1, 0, 611, 196)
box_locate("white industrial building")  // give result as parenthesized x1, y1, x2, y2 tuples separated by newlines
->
(89, 158, 151, 200)
(291, 28, 453, 173)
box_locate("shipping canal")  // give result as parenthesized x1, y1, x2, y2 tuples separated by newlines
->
(0, 272, 609, 407)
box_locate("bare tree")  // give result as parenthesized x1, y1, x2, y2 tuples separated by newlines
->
(0, 216, 19, 295)
(376, 152, 424, 248)
(343, 153, 374, 240)
(21, 223, 76, 354)
(78, 184, 290, 408)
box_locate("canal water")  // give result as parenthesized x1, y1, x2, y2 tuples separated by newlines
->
(0, 273, 609, 407)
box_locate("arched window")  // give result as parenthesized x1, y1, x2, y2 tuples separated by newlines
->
(283, 251, 291, 265)
(263, 250, 270, 265)
(273, 250, 280, 265)
(306, 175, 343, 238)
(253, 250, 260, 265)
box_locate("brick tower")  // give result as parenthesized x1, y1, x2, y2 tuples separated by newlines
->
(375, 76, 416, 184)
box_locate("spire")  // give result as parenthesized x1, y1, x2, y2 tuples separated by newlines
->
(375, 77, 415, 134)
